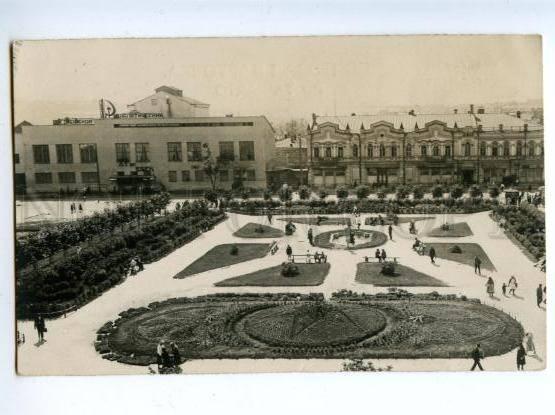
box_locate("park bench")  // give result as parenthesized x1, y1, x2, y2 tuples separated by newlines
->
(363, 256, 399, 264)
(289, 253, 327, 264)
(269, 241, 279, 255)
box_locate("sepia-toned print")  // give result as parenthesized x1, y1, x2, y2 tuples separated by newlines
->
(13, 36, 545, 375)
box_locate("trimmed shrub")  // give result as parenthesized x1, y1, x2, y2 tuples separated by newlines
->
(230, 245, 239, 255)
(412, 186, 425, 200)
(396, 185, 410, 200)
(281, 263, 299, 277)
(450, 185, 464, 200)
(449, 245, 463, 254)
(356, 185, 370, 200)
(298, 185, 311, 200)
(319, 189, 329, 200)
(336, 186, 349, 200)
(381, 262, 396, 276)
(432, 185, 444, 199)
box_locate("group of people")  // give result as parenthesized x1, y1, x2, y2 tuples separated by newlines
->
(471, 332, 537, 371)
(156, 341, 181, 371)
(375, 248, 388, 262)
(412, 238, 426, 255)
(69, 202, 84, 214)
(128, 256, 144, 276)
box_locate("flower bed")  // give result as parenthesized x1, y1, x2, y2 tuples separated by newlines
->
(313, 229, 387, 250)
(16, 200, 225, 319)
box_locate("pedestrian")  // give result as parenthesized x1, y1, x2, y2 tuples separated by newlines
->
(474, 256, 482, 275)
(470, 343, 484, 371)
(544, 286, 546, 304)
(349, 232, 355, 247)
(267, 212, 273, 224)
(524, 332, 536, 356)
(156, 341, 164, 370)
(536, 284, 543, 307)
(286, 244, 292, 260)
(33, 314, 46, 342)
(306, 249, 312, 264)
(508, 276, 518, 296)
(170, 342, 181, 367)
(375, 248, 382, 263)
(381, 249, 387, 262)
(486, 277, 495, 298)
(517, 344, 526, 370)
(429, 246, 436, 264)
(78, 203, 83, 213)
(502, 282, 507, 296)
(161, 344, 171, 368)
(388, 224, 393, 240)
(307, 227, 314, 246)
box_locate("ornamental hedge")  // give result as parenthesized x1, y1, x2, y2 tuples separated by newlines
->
(16, 200, 226, 319)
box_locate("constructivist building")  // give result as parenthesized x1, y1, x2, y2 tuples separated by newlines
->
(306, 107, 543, 187)
(15, 87, 275, 194)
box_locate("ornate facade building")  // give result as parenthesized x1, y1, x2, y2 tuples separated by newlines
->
(306, 109, 543, 187)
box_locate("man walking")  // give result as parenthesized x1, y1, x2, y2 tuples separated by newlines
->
(470, 343, 484, 371)
(537, 284, 544, 308)
(388, 224, 393, 240)
(286, 244, 292, 260)
(307, 227, 314, 246)
(429, 246, 436, 264)
(474, 256, 482, 275)
(34, 314, 46, 342)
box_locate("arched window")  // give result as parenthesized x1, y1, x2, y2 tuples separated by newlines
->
(503, 141, 510, 156)
(391, 144, 397, 158)
(421, 145, 427, 156)
(337, 146, 344, 158)
(405, 144, 412, 157)
(445, 145, 451, 157)
(528, 141, 535, 157)
(464, 143, 471, 157)
(314, 146, 320, 158)
(325, 146, 332, 158)
(516, 141, 523, 156)
(352, 144, 358, 158)
(368, 145, 374, 158)
(491, 142, 498, 157)
(379, 144, 386, 158)
(432, 145, 440, 156)
(480, 142, 486, 156)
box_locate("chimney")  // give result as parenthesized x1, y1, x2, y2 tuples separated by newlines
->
(469, 104, 474, 114)
(516, 111, 521, 118)
(453, 109, 458, 114)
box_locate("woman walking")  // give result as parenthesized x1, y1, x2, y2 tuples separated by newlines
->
(486, 277, 495, 298)
(525, 332, 536, 356)
(508, 276, 518, 296)
(517, 344, 526, 370)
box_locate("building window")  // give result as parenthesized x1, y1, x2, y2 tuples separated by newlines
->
(168, 171, 177, 182)
(325, 147, 332, 158)
(528, 142, 535, 157)
(445, 145, 451, 157)
(352, 144, 358, 158)
(379, 144, 385, 158)
(187, 142, 202, 161)
(503, 141, 510, 156)
(80, 144, 98, 163)
(33, 145, 50, 164)
(391, 145, 397, 158)
(151, 99, 158, 105)
(181, 170, 190, 182)
(516, 141, 523, 156)
(239, 141, 255, 161)
(56, 144, 73, 163)
(464, 143, 471, 157)
(480, 142, 486, 157)
(167, 142, 182, 162)
(219, 169, 229, 182)
(81, 172, 99, 183)
(314, 147, 320, 158)
(432, 146, 439, 157)
(337, 147, 344, 158)
(491, 143, 498, 157)
(219, 141, 235, 161)
(35, 172, 52, 184)
(246, 169, 256, 181)
(194, 169, 205, 181)
(58, 172, 76, 184)
(115, 143, 130, 163)
(368, 145, 374, 158)
(420, 145, 427, 157)
(14, 153, 20, 164)
(135, 143, 150, 162)
(405, 144, 412, 157)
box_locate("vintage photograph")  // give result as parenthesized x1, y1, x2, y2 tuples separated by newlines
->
(12, 35, 545, 375)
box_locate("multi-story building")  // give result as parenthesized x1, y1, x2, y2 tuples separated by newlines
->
(306, 108, 543, 188)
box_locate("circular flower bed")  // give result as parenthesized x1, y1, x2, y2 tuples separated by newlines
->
(313, 229, 387, 250)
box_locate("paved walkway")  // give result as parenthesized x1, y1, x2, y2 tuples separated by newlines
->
(16, 211, 546, 375)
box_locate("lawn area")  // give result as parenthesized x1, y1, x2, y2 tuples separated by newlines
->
(425, 243, 496, 271)
(278, 216, 351, 226)
(233, 222, 284, 238)
(173, 243, 271, 278)
(98, 293, 524, 364)
(426, 222, 473, 237)
(355, 262, 448, 287)
(215, 263, 330, 287)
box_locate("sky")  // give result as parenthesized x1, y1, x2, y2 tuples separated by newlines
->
(13, 35, 543, 125)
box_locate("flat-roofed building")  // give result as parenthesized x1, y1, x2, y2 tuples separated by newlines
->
(127, 85, 210, 118)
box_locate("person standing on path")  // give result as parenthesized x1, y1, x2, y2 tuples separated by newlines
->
(156, 341, 164, 370)
(536, 284, 544, 307)
(388, 224, 393, 240)
(267, 212, 273, 224)
(474, 256, 482, 275)
(470, 344, 484, 371)
(375, 248, 382, 263)
(486, 277, 495, 298)
(429, 246, 436, 264)
(170, 342, 181, 367)
(307, 227, 314, 246)
(508, 276, 518, 296)
(517, 344, 526, 370)
(34, 314, 46, 342)
(524, 333, 536, 356)
(502, 283, 507, 297)
(381, 249, 387, 262)
(286, 244, 292, 260)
